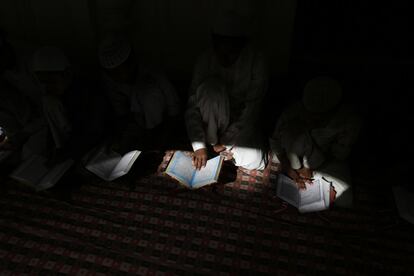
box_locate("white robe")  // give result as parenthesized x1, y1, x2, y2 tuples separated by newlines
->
(270, 102, 362, 205)
(186, 45, 268, 170)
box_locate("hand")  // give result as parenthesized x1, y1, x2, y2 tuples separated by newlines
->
(192, 148, 207, 170)
(297, 167, 314, 184)
(213, 144, 226, 153)
(287, 168, 306, 190)
(220, 150, 234, 161)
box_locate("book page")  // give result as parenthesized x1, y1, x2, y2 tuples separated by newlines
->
(10, 155, 49, 186)
(110, 150, 141, 181)
(298, 179, 329, 213)
(191, 155, 223, 189)
(165, 151, 195, 187)
(85, 149, 122, 181)
(299, 179, 323, 206)
(37, 159, 74, 191)
(277, 174, 299, 208)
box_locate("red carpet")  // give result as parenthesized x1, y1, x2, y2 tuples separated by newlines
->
(0, 151, 413, 274)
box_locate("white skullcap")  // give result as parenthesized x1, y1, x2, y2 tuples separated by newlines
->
(303, 76, 343, 113)
(32, 46, 70, 72)
(212, 10, 249, 37)
(98, 35, 131, 69)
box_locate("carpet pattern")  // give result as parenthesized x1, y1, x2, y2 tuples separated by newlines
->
(0, 150, 413, 275)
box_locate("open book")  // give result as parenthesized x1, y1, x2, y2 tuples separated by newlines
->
(165, 151, 224, 189)
(10, 155, 74, 191)
(85, 148, 141, 182)
(277, 174, 331, 213)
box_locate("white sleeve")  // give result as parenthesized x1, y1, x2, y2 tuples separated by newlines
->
(192, 141, 207, 151)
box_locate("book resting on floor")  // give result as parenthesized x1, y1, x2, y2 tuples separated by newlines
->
(165, 151, 224, 189)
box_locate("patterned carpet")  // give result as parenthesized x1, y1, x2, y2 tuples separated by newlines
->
(0, 151, 413, 275)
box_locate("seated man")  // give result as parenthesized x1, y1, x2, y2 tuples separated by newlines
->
(269, 76, 362, 207)
(186, 11, 268, 171)
(99, 35, 180, 154)
(0, 32, 45, 160)
(32, 46, 105, 162)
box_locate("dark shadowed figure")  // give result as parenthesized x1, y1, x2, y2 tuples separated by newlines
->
(99, 35, 180, 154)
(186, 10, 269, 171)
(270, 76, 362, 207)
(0, 30, 46, 160)
(32, 47, 105, 163)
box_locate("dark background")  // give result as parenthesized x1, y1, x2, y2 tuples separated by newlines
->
(280, 1, 413, 178)
(1, 0, 413, 180)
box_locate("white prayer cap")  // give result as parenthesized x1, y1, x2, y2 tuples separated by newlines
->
(98, 35, 131, 69)
(302, 76, 343, 113)
(212, 10, 249, 37)
(32, 46, 70, 72)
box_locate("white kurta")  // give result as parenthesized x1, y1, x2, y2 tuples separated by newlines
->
(270, 102, 362, 205)
(229, 146, 266, 170)
(186, 45, 268, 170)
